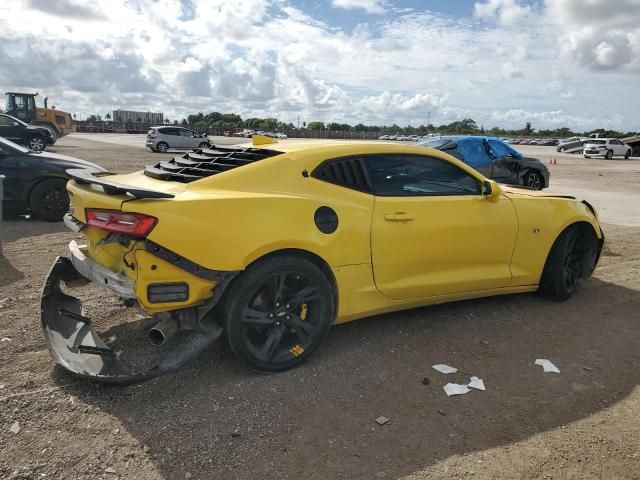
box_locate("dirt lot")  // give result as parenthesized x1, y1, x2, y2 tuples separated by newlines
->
(1, 135, 639, 480)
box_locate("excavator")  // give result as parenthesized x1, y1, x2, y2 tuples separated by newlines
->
(1, 91, 75, 141)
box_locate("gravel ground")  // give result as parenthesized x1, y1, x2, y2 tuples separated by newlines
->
(1, 135, 639, 480)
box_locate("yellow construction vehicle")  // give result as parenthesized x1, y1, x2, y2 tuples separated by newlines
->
(2, 92, 75, 141)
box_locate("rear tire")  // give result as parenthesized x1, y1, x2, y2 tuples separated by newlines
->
(223, 255, 335, 372)
(29, 178, 69, 222)
(156, 142, 169, 153)
(198, 142, 209, 149)
(538, 226, 587, 301)
(605, 150, 614, 159)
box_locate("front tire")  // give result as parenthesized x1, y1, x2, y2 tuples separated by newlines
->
(27, 135, 46, 151)
(29, 178, 69, 221)
(523, 169, 544, 190)
(625, 149, 631, 159)
(223, 255, 335, 372)
(538, 226, 587, 301)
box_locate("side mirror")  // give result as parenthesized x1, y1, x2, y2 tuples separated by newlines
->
(482, 179, 502, 199)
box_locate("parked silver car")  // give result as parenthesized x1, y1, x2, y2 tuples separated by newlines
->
(146, 126, 211, 153)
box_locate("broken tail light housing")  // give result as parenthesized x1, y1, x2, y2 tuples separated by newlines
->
(85, 209, 157, 237)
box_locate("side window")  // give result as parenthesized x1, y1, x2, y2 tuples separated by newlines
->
(179, 129, 194, 137)
(0, 116, 15, 127)
(160, 128, 177, 136)
(365, 155, 481, 196)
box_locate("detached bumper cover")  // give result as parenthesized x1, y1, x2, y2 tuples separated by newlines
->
(40, 257, 222, 384)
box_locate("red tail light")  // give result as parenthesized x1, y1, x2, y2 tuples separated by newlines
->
(86, 209, 157, 237)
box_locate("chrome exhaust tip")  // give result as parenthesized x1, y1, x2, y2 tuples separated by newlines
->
(148, 317, 178, 346)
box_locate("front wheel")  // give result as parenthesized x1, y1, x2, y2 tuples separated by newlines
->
(625, 150, 631, 159)
(29, 178, 69, 221)
(538, 226, 587, 300)
(523, 169, 544, 190)
(27, 135, 46, 152)
(223, 255, 335, 372)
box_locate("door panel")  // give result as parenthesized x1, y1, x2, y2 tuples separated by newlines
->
(371, 194, 518, 300)
(0, 152, 23, 207)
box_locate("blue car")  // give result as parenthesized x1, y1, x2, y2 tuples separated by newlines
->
(419, 136, 550, 190)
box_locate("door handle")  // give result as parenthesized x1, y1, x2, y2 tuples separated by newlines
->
(384, 213, 414, 222)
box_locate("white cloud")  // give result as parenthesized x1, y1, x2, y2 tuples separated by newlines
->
(0, 0, 637, 131)
(545, 0, 640, 71)
(474, 0, 531, 26)
(332, 0, 386, 15)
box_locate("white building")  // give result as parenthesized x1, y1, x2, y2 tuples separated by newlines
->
(113, 109, 163, 124)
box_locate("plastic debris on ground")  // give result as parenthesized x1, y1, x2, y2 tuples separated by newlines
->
(443, 383, 471, 396)
(535, 358, 560, 373)
(468, 376, 486, 391)
(432, 364, 458, 374)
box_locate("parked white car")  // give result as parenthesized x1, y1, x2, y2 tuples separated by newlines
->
(583, 138, 632, 159)
(146, 126, 210, 153)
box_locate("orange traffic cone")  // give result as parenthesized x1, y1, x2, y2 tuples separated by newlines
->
(553, 157, 557, 165)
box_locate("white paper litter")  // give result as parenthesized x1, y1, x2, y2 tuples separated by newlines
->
(535, 359, 560, 373)
(432, 364, 458, 374)
(468, 376, 485, 391)
(375, 416, 390, 425)
(443, 383, 471, 396)
(9, 421, 21, 434)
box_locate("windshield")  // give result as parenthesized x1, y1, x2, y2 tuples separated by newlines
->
(0, 135, 30, 153)
(589, 140, 606, 145)
(418, 138, 453, 149)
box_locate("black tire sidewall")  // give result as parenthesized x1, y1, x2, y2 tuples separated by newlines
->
(157, 142, 169, 152)
(29, 178, 69, 221)
(538, 226, 580, 300)
(199, 142, 209, 149)
(223, 255, 335, 372)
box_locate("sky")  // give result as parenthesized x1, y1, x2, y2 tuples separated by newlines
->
(0, 0, 639, 131)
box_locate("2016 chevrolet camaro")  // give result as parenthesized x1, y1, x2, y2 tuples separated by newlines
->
(41, 137, 604, 383)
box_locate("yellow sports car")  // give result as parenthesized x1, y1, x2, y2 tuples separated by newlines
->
(41, 137, 604, 383)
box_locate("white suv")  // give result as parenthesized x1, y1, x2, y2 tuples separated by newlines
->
(583, 138, 632, 159)
(146, 126, 211, 153)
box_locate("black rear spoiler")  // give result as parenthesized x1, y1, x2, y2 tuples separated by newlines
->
(67, 169, 175, 199)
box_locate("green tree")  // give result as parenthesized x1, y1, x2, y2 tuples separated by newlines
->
(307, 121, 325, 130)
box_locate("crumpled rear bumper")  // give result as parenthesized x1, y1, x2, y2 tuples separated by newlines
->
(40, 257, 222, 384)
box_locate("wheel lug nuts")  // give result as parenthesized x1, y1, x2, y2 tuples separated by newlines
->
(285, 304, 290, 309)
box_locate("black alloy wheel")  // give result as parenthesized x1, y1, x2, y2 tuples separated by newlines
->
(538, 226, 586, 300)
(224, 255, 334, 372)
(27, 135, 46, 151)
(29, 178, 69, 221)
(524, 170, 544, 190)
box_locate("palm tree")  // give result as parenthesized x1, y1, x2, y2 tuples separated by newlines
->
(105, 113, 111, 121)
